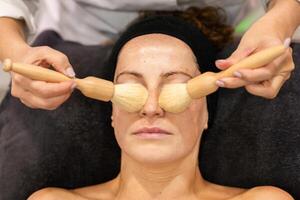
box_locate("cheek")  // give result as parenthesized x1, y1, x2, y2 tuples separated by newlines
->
(112, 106, 136, 143)
(174, 99, 207, 141)
(112, 106, 126, 134)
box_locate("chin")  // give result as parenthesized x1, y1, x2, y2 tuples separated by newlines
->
(124, 143, 185, 164)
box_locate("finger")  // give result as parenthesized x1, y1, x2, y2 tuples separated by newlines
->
(218, 37, 290, 72)
(33, 59, 52, 68)
(24, 46, 76, 77)
(18, 89, 72, 110)
(216, 47, 256, 70)
(235, 65, 276, 83)
(216, 77, 250, 89)
(29, 80, 76, 98)
(279, 47, 294, 73)
(11, 72, 28, 98)
(11, 81, 37, 109)
(20, 99, 37, 109)
(234, 50, 293, 82)
(12, 73, 75, 98)
(284, 38, 291, 48)
(245, 75, 288, 99)
(215, 59, 232, 70)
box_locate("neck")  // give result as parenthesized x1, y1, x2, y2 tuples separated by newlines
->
(114, 142, 206, 200)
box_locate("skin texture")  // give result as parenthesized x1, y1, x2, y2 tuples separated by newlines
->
(215, 0, 300, 98)
(0, 0, 300, 109)
(28, 34, 294, 200)
(0, 17, 75, 110)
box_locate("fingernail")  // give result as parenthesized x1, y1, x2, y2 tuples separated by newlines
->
(216, 59, 226, 65)
(71, 82, 77, 91)
(284, 38, 291, 48)
(233, 71, 242, 78)
(216, 80, 225, 87)
(65, 67, 76, 77)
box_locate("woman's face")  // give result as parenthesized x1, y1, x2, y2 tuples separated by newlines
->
(112, 34, 208, 164)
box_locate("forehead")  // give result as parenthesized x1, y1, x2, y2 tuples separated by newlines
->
(115, 34, 199, 75)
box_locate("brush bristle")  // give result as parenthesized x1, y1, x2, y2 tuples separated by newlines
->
(159, 83, 191, 113)
(112, 83, 148, 112)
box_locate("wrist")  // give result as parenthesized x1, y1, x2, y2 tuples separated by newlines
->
(266, 0, 300, 9)
(11, 43, 31, 61)
(0, 40, 30, 62)
(266, 0, 300, 38)
(0, 17, 30, 61)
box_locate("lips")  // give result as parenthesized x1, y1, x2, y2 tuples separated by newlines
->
(134, 127, 171, 134)
(133, 127, 172, 139)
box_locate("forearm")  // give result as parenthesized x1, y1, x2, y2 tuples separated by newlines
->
(0, 17, 30, 61)
(267, 0, 300, 38)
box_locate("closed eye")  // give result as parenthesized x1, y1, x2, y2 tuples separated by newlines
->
(115, 71, 143, 84)
(162, 71, 193, 83)
(162, 71, 193, 79)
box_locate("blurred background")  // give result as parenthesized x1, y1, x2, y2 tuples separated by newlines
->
(0, 0, 299, 103)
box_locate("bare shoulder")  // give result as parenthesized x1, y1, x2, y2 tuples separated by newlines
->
(201, 181, 246, 199)
(240, 186, 294, 200)
(28, 187, 88, 200)
(72, 179, 118, 200)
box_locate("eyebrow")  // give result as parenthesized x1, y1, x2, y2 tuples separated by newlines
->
(115, 70, 193, 82)
(162, 71, 193, 79)
(115, 71, 143, 82)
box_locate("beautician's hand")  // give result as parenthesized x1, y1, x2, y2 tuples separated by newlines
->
(0, 18, 75, 110)
(10, 46, 76, 110)
(215, 0, 299, 99)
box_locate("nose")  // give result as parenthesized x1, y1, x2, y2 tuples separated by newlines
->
(139, 88, 164, 118)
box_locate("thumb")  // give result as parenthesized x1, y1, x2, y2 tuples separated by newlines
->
(215, 46, 256, 70)
(24, 46, 76, 78)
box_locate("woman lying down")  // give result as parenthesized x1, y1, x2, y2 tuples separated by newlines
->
(28, 7, 293, 200)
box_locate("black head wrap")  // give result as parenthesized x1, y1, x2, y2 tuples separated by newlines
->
(105, 15, 219, 127)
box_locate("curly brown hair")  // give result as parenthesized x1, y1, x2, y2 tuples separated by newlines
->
(140, 7, 234, 50)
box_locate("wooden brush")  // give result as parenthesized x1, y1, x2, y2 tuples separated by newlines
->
(159, 45, 287, 113)
(2, 59, 148, 112)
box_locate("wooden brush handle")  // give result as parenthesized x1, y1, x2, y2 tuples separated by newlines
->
(187, 45, 286, 99)
(75, 77, 114, 102)
(216, 45, 286, 78)
(3, 59, 71, 82)
(2, 59, 115, 102)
